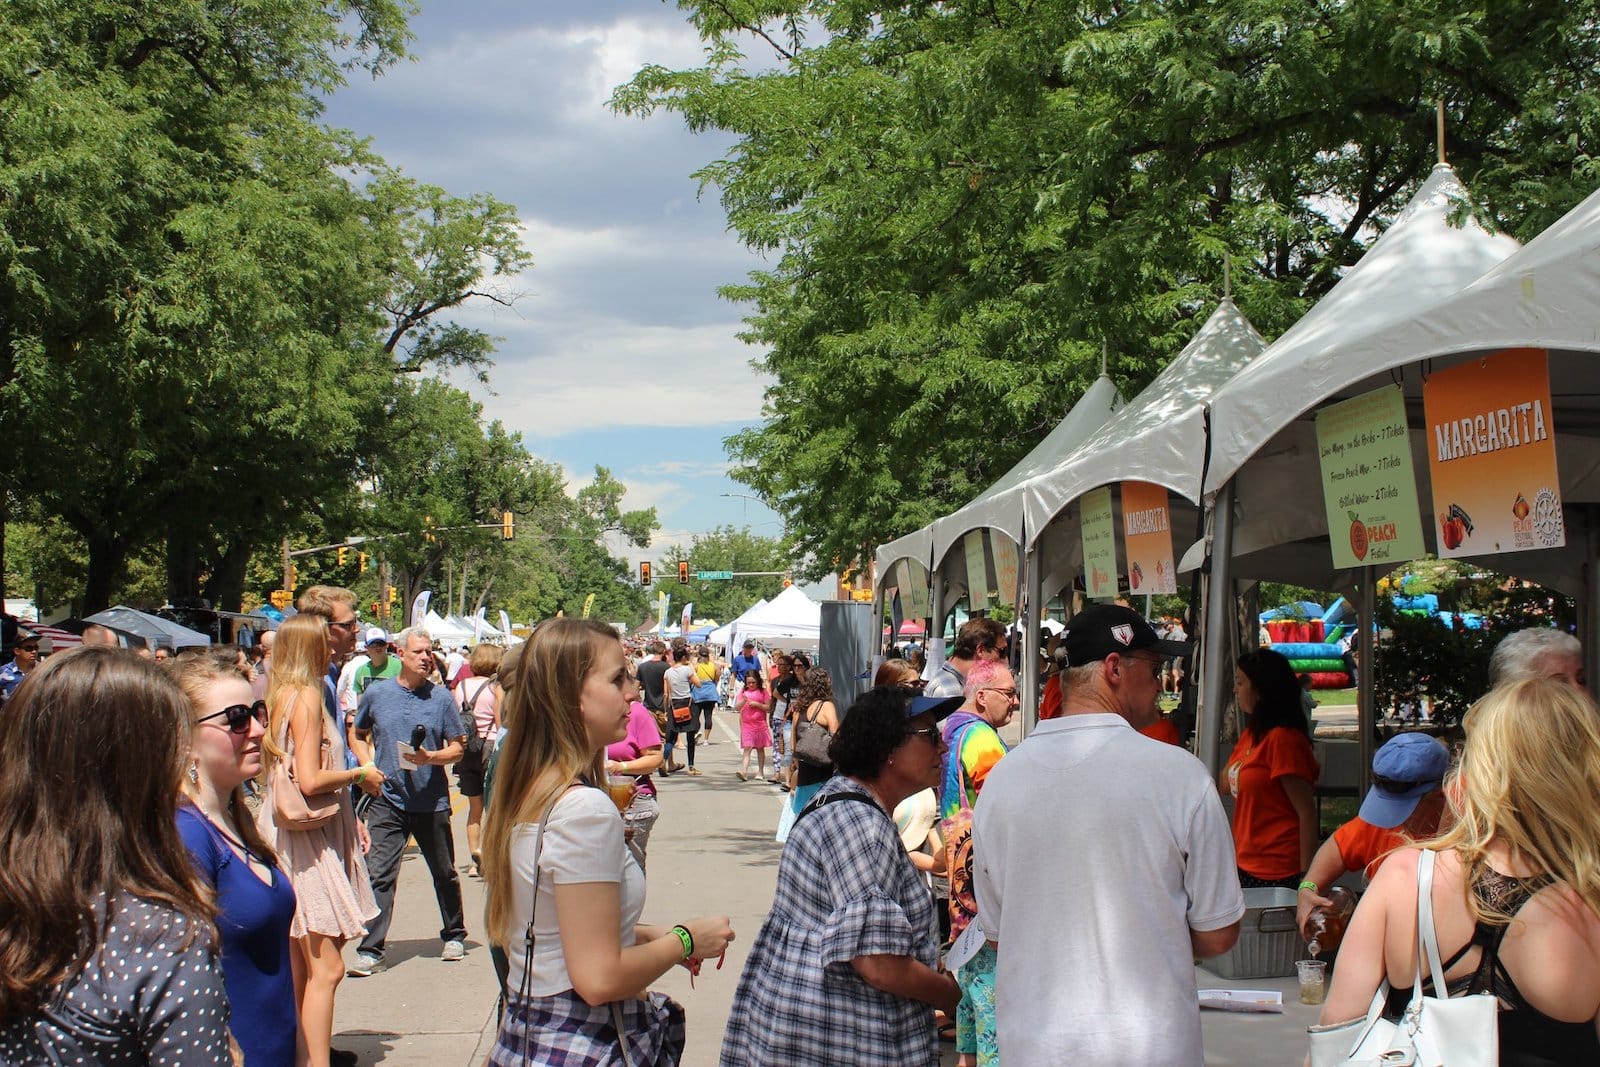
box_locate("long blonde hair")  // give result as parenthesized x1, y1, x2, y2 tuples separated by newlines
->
(261, 615, 330, 771)
(1426, 678, 1600, 925)
(481, 619, 619, 946)
(168, 655, 279, 868)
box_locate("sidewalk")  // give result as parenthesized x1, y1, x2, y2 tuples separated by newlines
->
(328, 707, 1323, 1064)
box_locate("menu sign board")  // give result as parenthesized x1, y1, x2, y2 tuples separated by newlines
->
(1315, 386, 1426, 569)
(1422, 349, 1564, 558)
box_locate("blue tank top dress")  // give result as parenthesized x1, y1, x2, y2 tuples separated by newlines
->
(177, 805, 299, 1067)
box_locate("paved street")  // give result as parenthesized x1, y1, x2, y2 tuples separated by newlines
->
(331, 707, 1324, 1066)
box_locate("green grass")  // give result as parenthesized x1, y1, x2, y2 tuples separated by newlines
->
(1314, 687, 1357, 706)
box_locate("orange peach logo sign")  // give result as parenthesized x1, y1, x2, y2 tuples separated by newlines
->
(1121, 481, 1177, 594)
(1422, 348, 1564, 558)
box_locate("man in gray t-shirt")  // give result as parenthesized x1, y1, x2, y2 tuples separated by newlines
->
(350, 627, 469, 973)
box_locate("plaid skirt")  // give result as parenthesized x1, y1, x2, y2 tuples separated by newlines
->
(488, 988, 686, 1067)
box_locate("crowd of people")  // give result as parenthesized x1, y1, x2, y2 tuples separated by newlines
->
(0, 588, 1596, 1066)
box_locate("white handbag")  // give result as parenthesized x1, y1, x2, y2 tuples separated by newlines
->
(1307, 849, 1498, 1067)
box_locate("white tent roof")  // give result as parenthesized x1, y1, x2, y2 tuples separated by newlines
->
(875, 526, 933, 576)
(1205, 164, 1521, 493)
(930, 374, 1123, 565)
(1023, 299, 1266, 550)
(423, 610, 475, 645)
(86, 606, 211, 648)
(730, 586, 820, 648)
(708, 597, 768, 648)
(1179, 179, 1600, 594)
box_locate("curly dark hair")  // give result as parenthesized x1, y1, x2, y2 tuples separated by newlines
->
(1237, 648, 1310, 738)
(830, 686, 916, 778)
(790, 666, 834, 720)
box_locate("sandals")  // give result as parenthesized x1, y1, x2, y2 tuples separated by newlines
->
(737, 771, 749, 781)
(686, 767, 703, 776)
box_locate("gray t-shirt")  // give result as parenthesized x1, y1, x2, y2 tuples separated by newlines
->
(664, 664, 695, 701)
(355, 677, 466, 813)
(923, 662, 966, 699)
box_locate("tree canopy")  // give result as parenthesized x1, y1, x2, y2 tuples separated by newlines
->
(0, 0, 651, 620)
(616, 0, 1600, 574)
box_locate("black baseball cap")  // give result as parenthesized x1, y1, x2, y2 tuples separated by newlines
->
(1061, 604, 1190, 667)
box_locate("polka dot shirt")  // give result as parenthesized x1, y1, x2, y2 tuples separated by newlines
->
(0, 895, 233, 1065)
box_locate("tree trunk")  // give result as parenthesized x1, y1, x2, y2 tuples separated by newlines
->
(82, 532, 131, 615)
(471, 576, 495, 616)
(165, 523, 205, 603)
(202, 536, 254, 613)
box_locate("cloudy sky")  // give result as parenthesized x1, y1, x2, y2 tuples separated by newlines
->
(321, 1, 786, 563)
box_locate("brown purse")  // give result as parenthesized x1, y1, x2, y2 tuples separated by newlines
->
(271, 714, 340, 831)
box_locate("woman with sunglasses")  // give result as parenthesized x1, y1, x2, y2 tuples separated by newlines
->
(722, 686, 964, 1066)
(259, 614, 382, 1067)
(172, 655, 299, 1067)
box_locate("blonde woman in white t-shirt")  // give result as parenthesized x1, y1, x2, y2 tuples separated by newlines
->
(480, 619, 735, 1064)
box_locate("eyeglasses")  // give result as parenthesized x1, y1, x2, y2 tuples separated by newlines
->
(981, 686, 1019, 701)
(897, 679, 927, 692)
(1123, 654, 1164, 679)
(197, 700, 268, 734)
(906, 725, 942, 745)
(329, 617, 362, 632)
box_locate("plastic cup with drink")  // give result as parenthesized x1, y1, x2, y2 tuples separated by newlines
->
(1296, 959, 1328, 1005)
(607, 774, 639, 813)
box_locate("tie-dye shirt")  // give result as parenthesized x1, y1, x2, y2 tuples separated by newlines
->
(939, 712, 1010, 819)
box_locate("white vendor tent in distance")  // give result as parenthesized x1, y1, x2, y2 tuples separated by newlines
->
(730, 585, 821, 651)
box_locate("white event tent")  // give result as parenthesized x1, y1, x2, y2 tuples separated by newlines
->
(1183, 162, 1523, 775)
(875, 375, 1124, 659)
(728, 586, 821, 651)
(422, 610, 476, 646)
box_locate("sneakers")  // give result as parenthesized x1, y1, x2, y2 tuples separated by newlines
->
(442, 939, 466, 962)
(347, 952, 384, 977)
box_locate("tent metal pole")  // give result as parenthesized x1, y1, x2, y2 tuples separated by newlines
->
(1358, 567, 1377, 795)
(1197, 480, 1236, 777)
(1584, 510, 1600, 705)
(1021, 547, 1044, 736)
(930, 571, 946, 662)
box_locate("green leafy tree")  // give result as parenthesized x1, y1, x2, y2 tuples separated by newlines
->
(655, 525, 794, 623)
(617, 1, 1600, 573)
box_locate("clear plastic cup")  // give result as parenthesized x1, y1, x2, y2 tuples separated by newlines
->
(1297, 959, 1328, 1005)
(607, 774, 639, 813)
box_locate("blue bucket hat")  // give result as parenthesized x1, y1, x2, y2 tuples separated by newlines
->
(1358, 733, 1450, 828)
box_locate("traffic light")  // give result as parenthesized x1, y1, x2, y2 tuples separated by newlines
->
(384, 585, 396, 606)
(639, 561, 652, 586)
(337, 546, 349, 567)
(501, 510, 515, 541)
(678, 561, 690, 584)
(358, 551, 368, 572)
(423, 515, 436, 544)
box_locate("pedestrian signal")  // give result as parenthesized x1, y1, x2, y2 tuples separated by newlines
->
(678, 561, 690, 584)
(640, 562, 652, 586)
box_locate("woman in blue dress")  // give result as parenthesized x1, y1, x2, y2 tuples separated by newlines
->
(172, 651, 300, 1067)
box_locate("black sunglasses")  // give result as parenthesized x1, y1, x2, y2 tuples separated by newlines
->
(198, 700, 268, 734)
(906, 725, 942, 745)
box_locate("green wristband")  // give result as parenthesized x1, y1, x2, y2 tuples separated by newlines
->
(1297, 880, 1320, 893)
(670, 925, 694, 959)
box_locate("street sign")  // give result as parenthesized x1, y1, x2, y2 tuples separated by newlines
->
(696, 570, 734, 580)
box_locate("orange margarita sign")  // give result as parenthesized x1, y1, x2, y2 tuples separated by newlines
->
(1120, 481, 1177, 594)
(1422, 348, 1564, 558)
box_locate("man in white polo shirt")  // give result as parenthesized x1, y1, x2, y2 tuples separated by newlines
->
(972, 604, 1243, 1066)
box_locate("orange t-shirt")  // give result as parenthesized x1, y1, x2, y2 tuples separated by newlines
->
(1039, 675, 1062, 721)
(1138, 716, 1182, 746)
(1226, 727, 1319, 879)
(1332, 818, 1409, 880)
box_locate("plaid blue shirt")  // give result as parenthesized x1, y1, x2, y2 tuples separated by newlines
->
(720, 777, 941, 1066)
